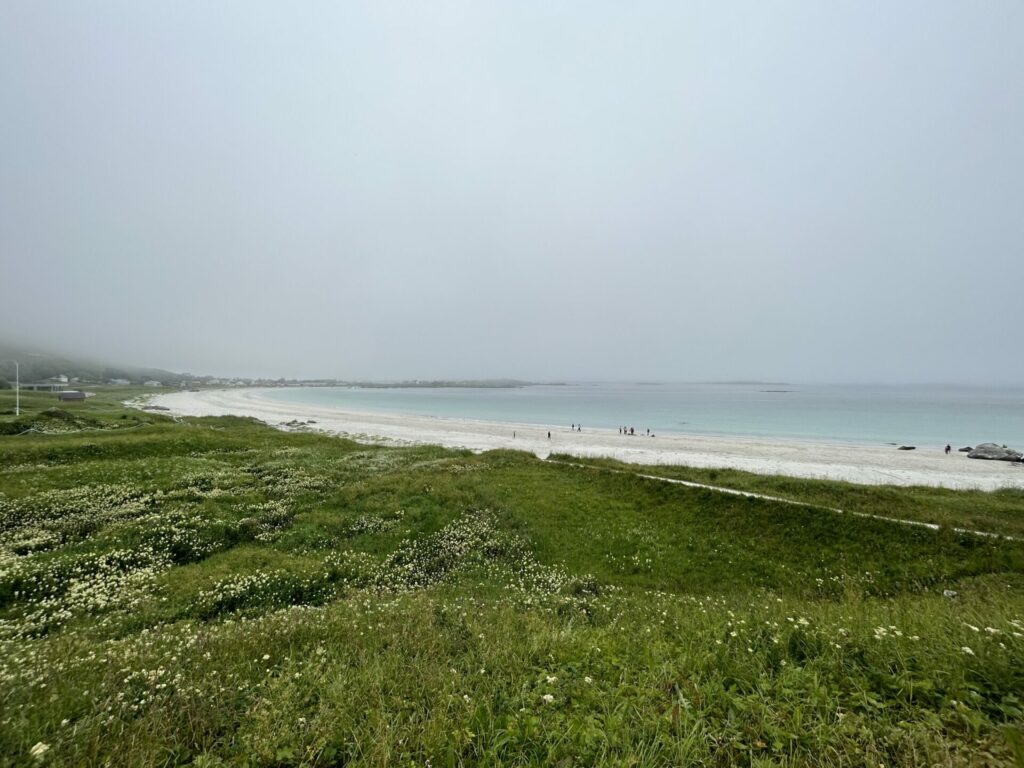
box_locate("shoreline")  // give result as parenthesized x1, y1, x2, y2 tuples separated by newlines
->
(146, 388, 1024, 491)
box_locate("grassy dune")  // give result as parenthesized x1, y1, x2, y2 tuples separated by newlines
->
(554, 455, 1024, 540)
(1, 389, 1023, 766)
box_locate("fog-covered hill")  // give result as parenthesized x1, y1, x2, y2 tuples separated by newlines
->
(0, 341, 185, 388)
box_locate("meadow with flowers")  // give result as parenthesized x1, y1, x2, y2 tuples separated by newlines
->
(2, 388, 1023, 766)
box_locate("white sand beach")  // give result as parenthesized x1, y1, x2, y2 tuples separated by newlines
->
(147, 388, 1024, 491)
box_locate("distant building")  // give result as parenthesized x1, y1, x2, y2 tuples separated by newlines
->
(143, 380, 163, 387)
(22, 376, 68, 392)
(57, 391, 86, 402)
(108, 378, 130, 385)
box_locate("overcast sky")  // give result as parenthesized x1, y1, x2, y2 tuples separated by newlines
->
(2, 2, 1022, 383)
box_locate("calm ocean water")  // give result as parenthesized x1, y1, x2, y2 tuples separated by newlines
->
(262, 383, 1024, 447)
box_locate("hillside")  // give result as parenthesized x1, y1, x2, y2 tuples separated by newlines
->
(0, 342, 185, 388)
(1, 389, 1023, 766)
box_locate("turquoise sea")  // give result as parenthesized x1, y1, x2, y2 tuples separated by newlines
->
(261, 383, 1024, 448)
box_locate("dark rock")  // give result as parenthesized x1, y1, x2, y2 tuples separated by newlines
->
(958, 446, 972, 452)
(967, 443, 1023, 462)
(897, 445, 916, 451)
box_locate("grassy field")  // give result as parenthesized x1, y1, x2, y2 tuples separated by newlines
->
(1, 388, 1023, 766)
(553, 456, 1024, 540)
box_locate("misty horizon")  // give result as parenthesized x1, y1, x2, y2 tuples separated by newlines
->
(2, 3, 1022, 386)
(5, 337, 1024, 390)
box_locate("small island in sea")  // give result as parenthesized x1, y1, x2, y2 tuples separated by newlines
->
(342, 378, 537, 389)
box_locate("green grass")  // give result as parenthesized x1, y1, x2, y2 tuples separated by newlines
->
(2, 389, 1024, 766)
(552, 454, 1024, 539)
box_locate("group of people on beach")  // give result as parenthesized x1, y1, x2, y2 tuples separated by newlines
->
(619, 426, 653, 437)
(530, 424, 654, 439)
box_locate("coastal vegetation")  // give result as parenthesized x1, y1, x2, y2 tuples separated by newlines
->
(557, 456, 1024, 540)
(2, 388, 1023, 766)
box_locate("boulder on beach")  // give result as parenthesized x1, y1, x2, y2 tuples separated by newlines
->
(897, 445, 916, 451)
(958, 446, 972, 452)
(967, 443, 1023, 462)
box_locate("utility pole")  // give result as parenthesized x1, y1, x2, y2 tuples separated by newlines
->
(2, 360, 18, 416)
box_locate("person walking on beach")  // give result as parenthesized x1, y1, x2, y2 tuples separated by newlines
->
(945, 444, 951, 455)
(547, 431, 551, 439)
